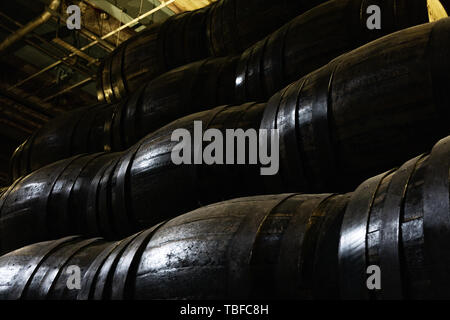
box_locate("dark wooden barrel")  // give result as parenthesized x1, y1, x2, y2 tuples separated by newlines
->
(12, 7, 446, 180)
(0, 153, 110, 253)
(4, 19, 449, 250)
(97, 5, 212, 104)
(11, 57, 241, 180)
(339, 136, 450, 299)
(260, 16, 450, 193)
(235, 0, 434, 102)
(9, 103, 112, 181)
(0, 193, 347, 299)
(12, 16, 450, 183)
(128, 103, 267, 230)
(206, 0, 325, 56)
(99, 0, 438, 103)
(97, 5, 212, 103)
(1, 103, 267, 253)
(1, 77, 448, 255)
(0, 135, 447, 299)
(97, 0, 330, 103)
(0, 236, 112, 300)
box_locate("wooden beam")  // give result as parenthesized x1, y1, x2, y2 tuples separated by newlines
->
(167, 0, 217, 13)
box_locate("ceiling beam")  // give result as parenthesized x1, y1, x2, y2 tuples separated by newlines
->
(145, 0, 178, 15)
(83, 0, 174, 32)
(84, 0, 141, 28)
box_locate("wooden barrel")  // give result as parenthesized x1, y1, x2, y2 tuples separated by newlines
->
(128, 103, 267, 230)
(0, 78, 448, 255)
(8, 103, 113, 181)
(99, 0, 439, 103)
(260, 17, 450, 192)
(0, 153, 112, 253)
(339, 136, 450, 299)
(206, 0, 325, 56)
(96, 3, 223, 103)
(0, 135, 448, 299)
(236, 0, 435, 102)
(97, 5, 212, 103)
(0, 193, 347, 299)
(11, 57, 241, 180)
(4, 18, 450, 250)
(98, 0, 330, 103)
(0, 236, 112, 300)
(1, 103, 267, 253)
(13, 6, 444, 179)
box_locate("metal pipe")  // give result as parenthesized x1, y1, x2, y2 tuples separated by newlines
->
(11, 60, 64, 90)
(0, 0, 61, 52)
(0, 22, 94, 78)
(8, 0, 175, 89)
(52, 37, 99, 65)
(0, 12, 67, 57)
(0, 11, 100, 68)
(75, 26, 115, 52)
(98, 0, 175, 42)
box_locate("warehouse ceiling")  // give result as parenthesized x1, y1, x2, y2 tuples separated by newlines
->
(0, 0, 215, 186)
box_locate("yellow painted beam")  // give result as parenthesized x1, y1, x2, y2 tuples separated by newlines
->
(427, 0, 448, 22)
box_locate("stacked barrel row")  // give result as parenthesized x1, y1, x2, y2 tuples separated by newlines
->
(0, 134, 448, 299)
(11, 0, 445, 180)
(98, 0, 327, 103)
(2, 16, 450, 255)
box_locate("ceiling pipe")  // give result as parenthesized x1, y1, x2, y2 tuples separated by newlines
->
(8, 0, 175, 90)
(0, 20, 95, 78)
(0, 0, 61, 52)
(51, 37, 99, 65)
